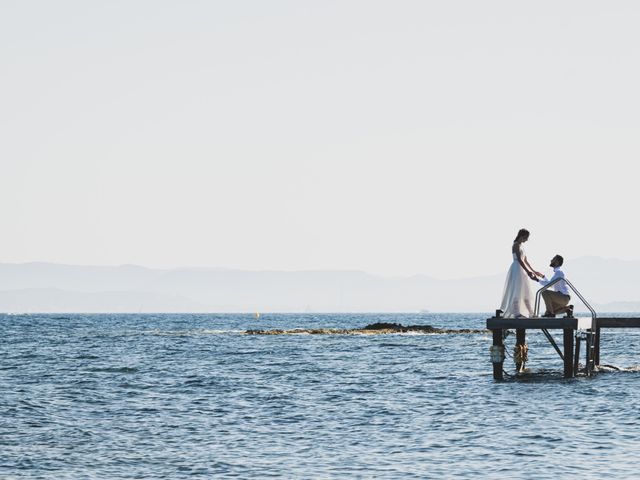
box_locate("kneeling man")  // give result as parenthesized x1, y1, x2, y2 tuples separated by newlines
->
(537, 255, 572, 317)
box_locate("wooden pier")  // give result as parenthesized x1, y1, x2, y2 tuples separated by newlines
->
(487, 315, 640, 380)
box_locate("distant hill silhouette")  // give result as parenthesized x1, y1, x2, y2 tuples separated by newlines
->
(0, 257, 637, 312)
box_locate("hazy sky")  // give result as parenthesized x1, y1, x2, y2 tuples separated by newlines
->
(2, 1, 639, 279)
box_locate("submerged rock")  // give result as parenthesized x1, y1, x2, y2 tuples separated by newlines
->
(244, 322, 485, 335)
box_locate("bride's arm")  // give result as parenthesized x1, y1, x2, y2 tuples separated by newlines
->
(523, 257, 543, 277)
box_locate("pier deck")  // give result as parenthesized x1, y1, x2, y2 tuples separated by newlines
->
(486, 316, 640, 380)
(594, 318, 640, 328)
(487, 317, 640, 330)
(487, 316, 592, 330)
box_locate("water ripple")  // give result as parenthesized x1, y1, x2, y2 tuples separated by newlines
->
(2, 313, 640, 478)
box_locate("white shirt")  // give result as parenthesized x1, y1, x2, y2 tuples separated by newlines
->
(538, 267, 570, 296)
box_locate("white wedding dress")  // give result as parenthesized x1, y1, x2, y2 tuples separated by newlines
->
(500, 244, 535, 318)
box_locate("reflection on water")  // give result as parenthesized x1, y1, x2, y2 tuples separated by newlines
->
(2, 313, 640, 478)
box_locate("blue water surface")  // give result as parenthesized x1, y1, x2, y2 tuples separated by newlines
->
(2, 313, 640, 479)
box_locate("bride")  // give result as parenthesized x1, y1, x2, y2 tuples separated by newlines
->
(500, 229, 543, 318)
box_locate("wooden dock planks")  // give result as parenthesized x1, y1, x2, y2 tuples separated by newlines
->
(595, 318, 640, 328)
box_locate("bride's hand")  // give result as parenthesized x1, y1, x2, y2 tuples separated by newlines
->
(534, 271, 544, 277)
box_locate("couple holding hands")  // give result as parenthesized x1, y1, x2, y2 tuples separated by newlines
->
(500, 228, 573, 318)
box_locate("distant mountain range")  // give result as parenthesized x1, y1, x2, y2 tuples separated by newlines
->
(0, 257, 638, 313)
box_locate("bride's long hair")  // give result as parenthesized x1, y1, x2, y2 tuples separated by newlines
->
(514, 228, 530, 243)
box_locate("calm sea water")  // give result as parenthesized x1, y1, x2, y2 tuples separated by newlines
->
(3, 313, 640, 479)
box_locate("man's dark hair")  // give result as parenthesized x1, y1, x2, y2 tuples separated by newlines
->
(554, 255, 564, 266)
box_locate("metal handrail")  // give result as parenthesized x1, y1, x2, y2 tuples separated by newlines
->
(534, 276, 598, 373)
(534, 277, 597, 330)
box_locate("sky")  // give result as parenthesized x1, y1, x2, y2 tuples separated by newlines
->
(1, 1, 639, 279)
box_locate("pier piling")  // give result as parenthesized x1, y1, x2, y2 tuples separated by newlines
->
(515, 329, 526, 372)
(573, 333, 581, 375)
(563, 328, 574, 378)
(491, 329, 504, 381)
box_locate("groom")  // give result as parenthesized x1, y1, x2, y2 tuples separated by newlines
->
(535, 255, 572, 317)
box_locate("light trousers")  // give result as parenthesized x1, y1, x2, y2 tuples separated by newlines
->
(542, 290, 570, 315)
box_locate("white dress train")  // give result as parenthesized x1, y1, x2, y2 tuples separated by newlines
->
(500, 245, 535, 318)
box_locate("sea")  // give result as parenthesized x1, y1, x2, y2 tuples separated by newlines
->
(3, 312, 640, 479)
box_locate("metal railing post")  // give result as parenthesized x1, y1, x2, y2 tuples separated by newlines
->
(534, 276, 597, 374)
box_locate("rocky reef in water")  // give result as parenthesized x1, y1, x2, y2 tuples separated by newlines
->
(244, 322, 485, 335)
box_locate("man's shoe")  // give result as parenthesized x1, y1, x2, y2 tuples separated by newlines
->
(564, 305, 574, 318)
